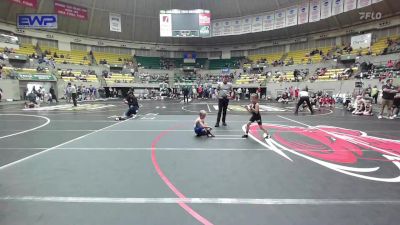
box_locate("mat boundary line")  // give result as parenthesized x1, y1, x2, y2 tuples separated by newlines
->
(1, 196, 399, 205)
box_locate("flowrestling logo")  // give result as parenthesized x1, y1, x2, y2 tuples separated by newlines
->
(245, 124, 400, 182)
(17, 14, 58, 29)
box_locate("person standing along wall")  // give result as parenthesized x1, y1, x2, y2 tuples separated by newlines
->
(371, 85, 379, 104)
(49, 86, 58, 103)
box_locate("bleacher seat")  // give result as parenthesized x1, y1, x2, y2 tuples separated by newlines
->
(14, 44, 36, 56)
(136, 56, 161, 69)
(248, 53, 283, 64)
(94, 52, 132, 65)
(105, 73, 134, 83)
(58, 70, 98, 82)
(42, 46, 91, 65)
(209, 58, 240, 70)
(236, 74, 266, 84)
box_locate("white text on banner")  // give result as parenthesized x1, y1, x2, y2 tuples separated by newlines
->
(332, 0, 344, 15)
(222, 20, 233, 36)
(309, 0, 321, 22)
(357, 0, 371, 8)
(109, 13, 121, 32)
(252, 16, 263, 33)
(232, 19, 242, 35)
(274, 9, 286, 29)
(160, 14, 172, 37)
(286, 6, 298, 27)
(298, 1, 309, 25)
(320, 0, 332, 19)
(212, 21, 223, 37)
(344, 0, 357, 12)
(241, 17, 252, 34)
(263, 12, 275, 31)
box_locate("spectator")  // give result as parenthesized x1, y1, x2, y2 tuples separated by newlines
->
(392, 87, 400, 118)
(371, 85, 379, 104)
(364, 84, 372, 98)
(378, 79, 398, 119)
(387, 60, 394, 68)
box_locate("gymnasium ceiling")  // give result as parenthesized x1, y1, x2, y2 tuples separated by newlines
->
(0, 0, 399, 46)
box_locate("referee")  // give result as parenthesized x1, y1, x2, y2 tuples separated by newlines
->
(215, 75, 233, 127)
(294, 87, 314, 115)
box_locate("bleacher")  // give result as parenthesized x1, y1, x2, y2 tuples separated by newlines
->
(58, 70, 98, 82)
(236, 74, 266, 84)
(136, 56, 161, 69)
(372, 65, 400, 78)
(174, 73, 197, 84)
(105, 73, 134, 83)
(94, 52, 132, 65)
(209, 58, 240, 70)
(1, 67, 42, 79)
(248, 53, 283, 64)
(285, 47, 331, 65)
(196, 58, 207, 68)
(316, 67, 358, 81)
(270, 71, 296, 83)
(172, 58, 184, 68)
(338, 35, 399, 56)
(42, 46, 91, 65)
(14, 44, 36, 56)
(372, 35, 399, 55)
(3, 66, 49, 74)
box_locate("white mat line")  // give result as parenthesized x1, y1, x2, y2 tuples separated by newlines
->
(0, 147, 392, 152)
(0, 119, 117, 123)
(43, 147, 387, 152)
(1, 196, 399, 205)
(212, 138, 244, 140)
(0, 118, 129, 170)
(0, 114, 51, 140)
(126, 120, 290, 123)
(0, 129, 397, 133)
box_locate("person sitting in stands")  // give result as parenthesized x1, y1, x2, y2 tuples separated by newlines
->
(387, 60, 394, 68)
(53, 52, 58, 58)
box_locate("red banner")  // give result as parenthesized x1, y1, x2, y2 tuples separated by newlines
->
(199, 13, 211, 26)
(54, 1, 88, 20)
(9, 0, 37, 8)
